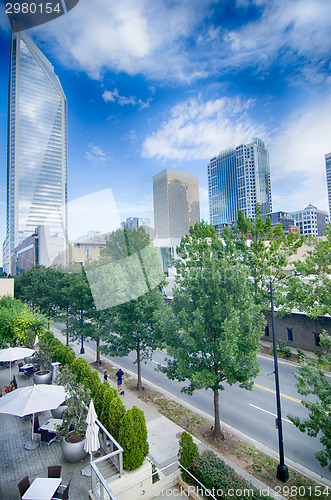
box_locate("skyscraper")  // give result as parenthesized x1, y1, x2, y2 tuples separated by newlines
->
(325, 152, 331, 220)
(3, 31, 67, 274)
(153, 168, 200, 238)
(291, 204, 329, 237)
(207, 138, 272, 234)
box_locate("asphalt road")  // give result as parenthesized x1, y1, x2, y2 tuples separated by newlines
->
(52, 322, 331, 480)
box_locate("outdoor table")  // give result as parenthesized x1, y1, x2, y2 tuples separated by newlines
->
(21, 363, 34, 370)
(22, 477, 61, 500)
(40, 418, 62, 433)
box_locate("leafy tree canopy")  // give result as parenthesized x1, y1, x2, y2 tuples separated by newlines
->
(157, 221, 264, 437)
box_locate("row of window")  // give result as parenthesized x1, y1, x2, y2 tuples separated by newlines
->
(264, 326, 322, 346)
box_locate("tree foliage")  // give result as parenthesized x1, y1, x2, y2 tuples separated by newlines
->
(281, 225, 331, 318)
(118, 406, 149, 470)
(157, 221, 264, 438)
(0, 296, 46, 347)
(99, 226, 166, 389)
(288, 332, 331, 470)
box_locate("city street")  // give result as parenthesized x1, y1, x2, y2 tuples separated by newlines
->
(52, 323, 331, 481)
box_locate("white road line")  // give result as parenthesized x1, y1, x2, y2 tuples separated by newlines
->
(249, 404, 293, 424)
(151, 360, 167, 368)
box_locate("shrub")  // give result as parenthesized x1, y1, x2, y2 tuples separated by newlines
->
(190, 450, 272, 500)
(178, 432, 199, 481)
(108, 396, 126, 442)
(118, 406, 149, 470)
(101, 387, 118, 427)
(94, 381, 109, 418)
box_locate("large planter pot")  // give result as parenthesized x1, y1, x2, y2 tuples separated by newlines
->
(51, 402, 68, 419)
(33, 370, 52, 385)
(60, 436, 88, 463)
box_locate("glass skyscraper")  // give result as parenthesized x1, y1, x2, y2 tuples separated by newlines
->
(207, 138, 272, 234)
(325, 152, 331, 220)
(3, 31, 67, 274)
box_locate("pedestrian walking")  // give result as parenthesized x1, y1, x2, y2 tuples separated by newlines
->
(116, 368, 124, 394)
(103, 370, 108, 382)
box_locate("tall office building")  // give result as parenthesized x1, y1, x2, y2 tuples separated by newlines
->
(3, 31, 67, 274)
(326, 153, 331, 220)
(207, 138, 272, 234)
(153, 168, 200, 238)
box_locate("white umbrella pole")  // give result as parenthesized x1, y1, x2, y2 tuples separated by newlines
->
(32, 414, 35, 441)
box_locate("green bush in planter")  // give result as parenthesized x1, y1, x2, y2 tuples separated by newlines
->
(108, 396, 126, 442)
(191, 450, 272, 500)
(118, 406, 149, 470)
(178, 431, 199, 481)
(94, 381, 109, 418)
(72, 358, 91, 382)
(101, 387, 118, 426)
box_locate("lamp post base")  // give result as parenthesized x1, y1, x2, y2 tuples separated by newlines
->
(277, 464, 289, 482)
(80, 347, 85, 354)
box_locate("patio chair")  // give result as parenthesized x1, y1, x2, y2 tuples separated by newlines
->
(18, 475, 30, 499)
(40, 428, 53, 444)
(52, 479, 71, 500)
(18, 362, 25, 374)
(48, 465, 62, 478)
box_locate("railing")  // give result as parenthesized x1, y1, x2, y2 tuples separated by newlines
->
(90, 418, 123, 500)
(114, 461, 217, 500)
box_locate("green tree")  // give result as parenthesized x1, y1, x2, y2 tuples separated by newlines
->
(98, 226, 166, 390)
(14, 265, 62, 326)
(118, 406, 149, 470)
(229, 204, 302, 308)
(157, 221, 263, 439)
(0, 296, 46, 347)
(288, 331, 331, 470)
(282, 225, 331, 318)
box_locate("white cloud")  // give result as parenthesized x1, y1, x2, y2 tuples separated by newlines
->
(30, 0, 331, 84)
(85, 143, 107, 164)
(142, 96, 266, 161)
(270, 94, 331, 212)
(102, 88, 152, 109)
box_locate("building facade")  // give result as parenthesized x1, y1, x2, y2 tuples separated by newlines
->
(291, 204, 329, 237)
(326, 152, 331, 220)
(208, 138, 272, 234)
(3, 31, 67, 274)
(11, 225, 66, 275)
(264, 211, 299, 235)
(120, 217, 150, 230)
(153, 168, 200, 238)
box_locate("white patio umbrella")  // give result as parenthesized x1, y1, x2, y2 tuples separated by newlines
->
(82, 399, 100, 476)
(0, 346, 36, 380)
(84, 399, 100, 456)
(0, 383, 66, 450)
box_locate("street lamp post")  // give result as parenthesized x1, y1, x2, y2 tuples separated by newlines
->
(80, 334, 85, 354)
(270, 277, 289, 482)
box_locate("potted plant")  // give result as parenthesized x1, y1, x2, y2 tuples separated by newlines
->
(32, 335, 53, 384)
(56, 365, 91, 462)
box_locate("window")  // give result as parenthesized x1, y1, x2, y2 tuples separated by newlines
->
(287, 328, 293, 342)
(314, 332, 320, 347)
(264, 325, 269, 337)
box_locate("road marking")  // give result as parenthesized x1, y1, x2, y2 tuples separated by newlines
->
(151, 360, 167, 368)
(249, 404, 293, 424)
(254, 383, 302, 404)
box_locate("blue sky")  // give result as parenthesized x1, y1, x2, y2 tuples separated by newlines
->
(0, 0, 330, 242)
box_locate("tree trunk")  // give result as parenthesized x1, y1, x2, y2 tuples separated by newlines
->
(96, 339, 101, 364)
(136, 344, 142, 390)
(213, 388, 225, 439)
